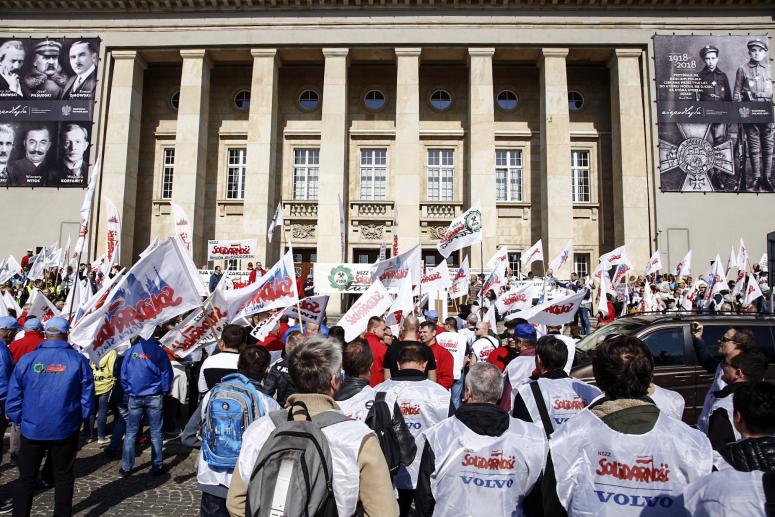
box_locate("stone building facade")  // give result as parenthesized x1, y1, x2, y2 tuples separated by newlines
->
(1, 2, 773, 303)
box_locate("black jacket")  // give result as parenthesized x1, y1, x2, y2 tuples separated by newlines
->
(720, 436, 775, 473)
(708, 381, 753, 452)
(259, 358, 296, 406)
(512, 369, 569, 423)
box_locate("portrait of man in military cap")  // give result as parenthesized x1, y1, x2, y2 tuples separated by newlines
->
(23, 40, 69, 98)
(733, 38, 773, 192)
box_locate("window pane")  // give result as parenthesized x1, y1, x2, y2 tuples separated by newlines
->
(571, 150, 591, 203)
(495, 168, 506, 201)
(573, 253, 590, 278)
(293, 148, 319, 200)
(641, 328, 685, 367)
(161, 148, 174, 199)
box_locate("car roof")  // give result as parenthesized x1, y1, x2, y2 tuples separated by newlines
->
(614, 313, 775, 326)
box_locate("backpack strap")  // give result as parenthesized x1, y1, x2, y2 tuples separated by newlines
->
(529, 380, 554, 438)
(375, 392, 387, 403)
(764, 471, 775, 517)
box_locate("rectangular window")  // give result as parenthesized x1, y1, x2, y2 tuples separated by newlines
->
(359, 148, 387, 200)
(495, 149, 523, 202)
(573, 253, 591, 278)
(293, 148, 320, 200)
(426, 149, 454, 201)
(508, 252, 522, 274)
(224, 258, 239, 271)
(161, 148, 175, 199)
(226, 148, 247, 199)
(571, 150, 591, 203)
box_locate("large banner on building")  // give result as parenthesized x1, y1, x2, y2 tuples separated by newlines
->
(207, 239, 256, 260)
(314, 263, 374, 294)
(0, 37, 99, 188)
(654, 35, 773, 193)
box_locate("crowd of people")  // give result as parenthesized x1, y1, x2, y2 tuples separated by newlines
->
(0, 249, 773, 517)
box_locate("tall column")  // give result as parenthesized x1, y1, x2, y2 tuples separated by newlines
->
(244, 49, 280, 265)
(468, 48, 497, 269)
(539, 48, 573, 275)
(173, 49, 212, 264)
(100, 50, 145, 265)
(318, 48, 349, 313)
(394, 48, 422, 253)
(610, 49, 650, 266)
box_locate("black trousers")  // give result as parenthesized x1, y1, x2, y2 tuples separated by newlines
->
(14, 431, 79, 517)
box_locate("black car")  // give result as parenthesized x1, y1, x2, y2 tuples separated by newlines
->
(570, 313, 775, 424)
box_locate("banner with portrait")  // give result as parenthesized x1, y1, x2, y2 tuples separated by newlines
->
(0, 37, 100, 187)
(654, 35, 773, 193)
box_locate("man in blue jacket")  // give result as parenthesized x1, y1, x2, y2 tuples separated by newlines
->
(6, 316, 93, 517)
(0, 316, 18, 462)
(120, 332, 173, 476)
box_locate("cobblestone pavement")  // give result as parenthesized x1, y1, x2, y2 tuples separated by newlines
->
(0, 437, 201, 516)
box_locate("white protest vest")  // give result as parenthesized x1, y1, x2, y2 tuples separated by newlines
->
(423, 416, 547, 517)
(683, 470, 766, 517)
(550, 410, 713, 517)
(471, 336, 497, 362)
(238, 412, 372, 517)
(374, 378, 451, 489)
(435, 332, 468, 380)
(708, 390, 741, 441)
(552, 334, 577, 374)
(505, 355, 536, 389)
(698, 366, 725, 433)
(650, 384, 685, 421)
(516, 377, 601, 430)
(336, 386, 379, 422)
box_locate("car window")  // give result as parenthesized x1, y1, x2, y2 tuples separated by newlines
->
(749, 326, 775, 362)
(576, 321, 644, 352)
(640, 327, 685, 367)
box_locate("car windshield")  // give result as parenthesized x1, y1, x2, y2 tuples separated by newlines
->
(576, 320, 645, 353)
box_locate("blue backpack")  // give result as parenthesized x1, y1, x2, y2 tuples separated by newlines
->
(203, 373, 265, 469)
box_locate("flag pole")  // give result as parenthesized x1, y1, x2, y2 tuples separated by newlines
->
(287, 228, 305, 335)
(478, 242, 484, 317)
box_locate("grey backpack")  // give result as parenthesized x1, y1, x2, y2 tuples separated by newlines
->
(246, 401, 350, 517)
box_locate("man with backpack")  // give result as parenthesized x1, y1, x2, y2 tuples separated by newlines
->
(198, 325, 246, 394)
(334, 338, 416, 479)
(226, 336, 398, 516)
(182, 346, 280, 516)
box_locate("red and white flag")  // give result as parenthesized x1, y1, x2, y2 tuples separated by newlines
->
(74, 158, 99, 256)
(612, 257, 633, 285)
(520, 239, 544, 270)
(104, 197, 121, 265)
(283, 295, 330, 326)
(385, 274, 413, 328)
(449, 256, 470, 300)
(436, 201, 482, 259)
(230, 251, 299, 320)
(495, 283, 533, 314)
(644, 250, 662, 277)
(737, 238, 748, 270)
(2, 291, 22, 316)
(162, 284, 230, 358)
(674, 250, 692, 279)
(267, 202, 283, 244)
(548, 240, 573, 274)
(599, 245, 628, 270)
(481, 257, 508, 296)
(371, 244, 421, 290)
(704, 254, 727, 301)
(744, 273, 764, 306)
(505, 289, 586, 326)
(28, 289, 60, 322)
(732, 269, 747, 297)
(250, 310, 286, 343)
(486, 246, 509, 271)
(339, 279, 393, 341)
(170, 203, 193, 257)
(414, 261, 451, 295)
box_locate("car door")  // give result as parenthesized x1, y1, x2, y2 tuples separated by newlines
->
(638, 325, 695, 423)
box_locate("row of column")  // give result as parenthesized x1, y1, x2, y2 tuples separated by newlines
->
(99, 46, 650, 278)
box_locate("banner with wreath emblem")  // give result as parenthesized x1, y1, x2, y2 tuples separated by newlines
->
(313, 263, 375, 294)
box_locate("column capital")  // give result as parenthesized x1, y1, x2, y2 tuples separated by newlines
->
(395, 47, 422, 58)
(180, 49, 213, 69)
(251, 48, 279, 60)
(608, 48, 643, 68)
(112, 50, 146, 69)
(540, 47, 569, 64)
(468, 47, 496, 58)
(322, 48, 349, 58)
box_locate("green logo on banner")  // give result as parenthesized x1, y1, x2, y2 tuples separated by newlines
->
(329, 266, 354, 292)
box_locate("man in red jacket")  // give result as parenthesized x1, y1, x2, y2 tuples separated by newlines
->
(9, 318, 44, 363)
(363, 316, 387, 386)
(418, 320, 454, 390)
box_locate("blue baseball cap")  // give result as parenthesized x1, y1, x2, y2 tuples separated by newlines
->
(0, 316, 20, 330)
(282, 325, 300, 344)
(424, 310, 439, 321)
(514, 323, 537, 340)
(23, 318, 42, 331)
(43, 317, 69, 335)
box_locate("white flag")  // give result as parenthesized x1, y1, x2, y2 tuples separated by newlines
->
(0, 256, 21, 284)
(338, 195, 347, 262)
(612, 257, 634, 285)
(267, 202, 283, 243)
(231, 251, 299, 320)
(486, 246, 509, 271)
(495, 283, 534, 314)
(28, 289, 60, 322)
(436, 201, 482, 259)
(743, 274, 764, 306)
(548, 240, 573, 275)
(737, 238, 748, 270)
(28, 252, 46, 281)
(644, 250, 662, 277)
(759, 253, 768, 272)
(705, 255, 728, 301)
(520, 239, 544, 270)
(339, 280, 393, 341)
(371, 244, 422, 289)
(104, 197, 122, 265)
(170, 203, 193, 257)
(599, 245, 628, 270)
(59, 235, 72, 273)
(449, 256, 470, 300)
(732, 269, 747, 297)
(283, 295, 330, 327)
(161, 284, 230, 358)
(2, 291, 22, 316)
(505, 289, 586, 326)
(174, 235, 208, 298)
(392, 210, 399, 257)
(385, 274, 413, 328)
(597, 272, 609, 318)
(674, 250, 692, 279)
(74, 158, 99, 256)
(139, 236, 160, 260)
(69, 237, 203, 362)
(414, 261, 452, 295)
(483, 304, 497, 331)
(481, 257, 509, 296)
(726, 247, 737, 275)
(43, 245, 60, 269)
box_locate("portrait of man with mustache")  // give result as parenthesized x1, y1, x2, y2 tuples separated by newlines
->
(7, 125, 53, 186)
(23, 40, 68, 98)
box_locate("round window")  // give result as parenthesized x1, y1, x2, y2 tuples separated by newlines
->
(568, 90, 584, 111)
(234, 90, 251, 111)
(169, 90, 180, 111)
(363, 89, 386, 111)
(298, 89, 320, 111)
(496, 89, 518, 111)
(429, 89, 453, 111)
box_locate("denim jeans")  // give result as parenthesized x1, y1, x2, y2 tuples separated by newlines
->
(450, 377, 464, 410)
(88, 390, 112, 439)
(108, 403, 128, 454)
(579, 308, 591, 335)
(122, 394, 163, 472)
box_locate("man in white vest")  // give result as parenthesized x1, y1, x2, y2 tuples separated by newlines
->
(500, 323, 538, 412)
(512, 335, 600, 436)
(683, 469, 773, 517)
(471, 321, 498, 364)
(226, 337, 398, 516)
(706, 349, 768, 451)
(414, 362, 547, 516)
(374, 344, 453, 517)
(545, 325, 576, 373)
(435, 317, 469, 408)
(543, 335, 713, 516)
